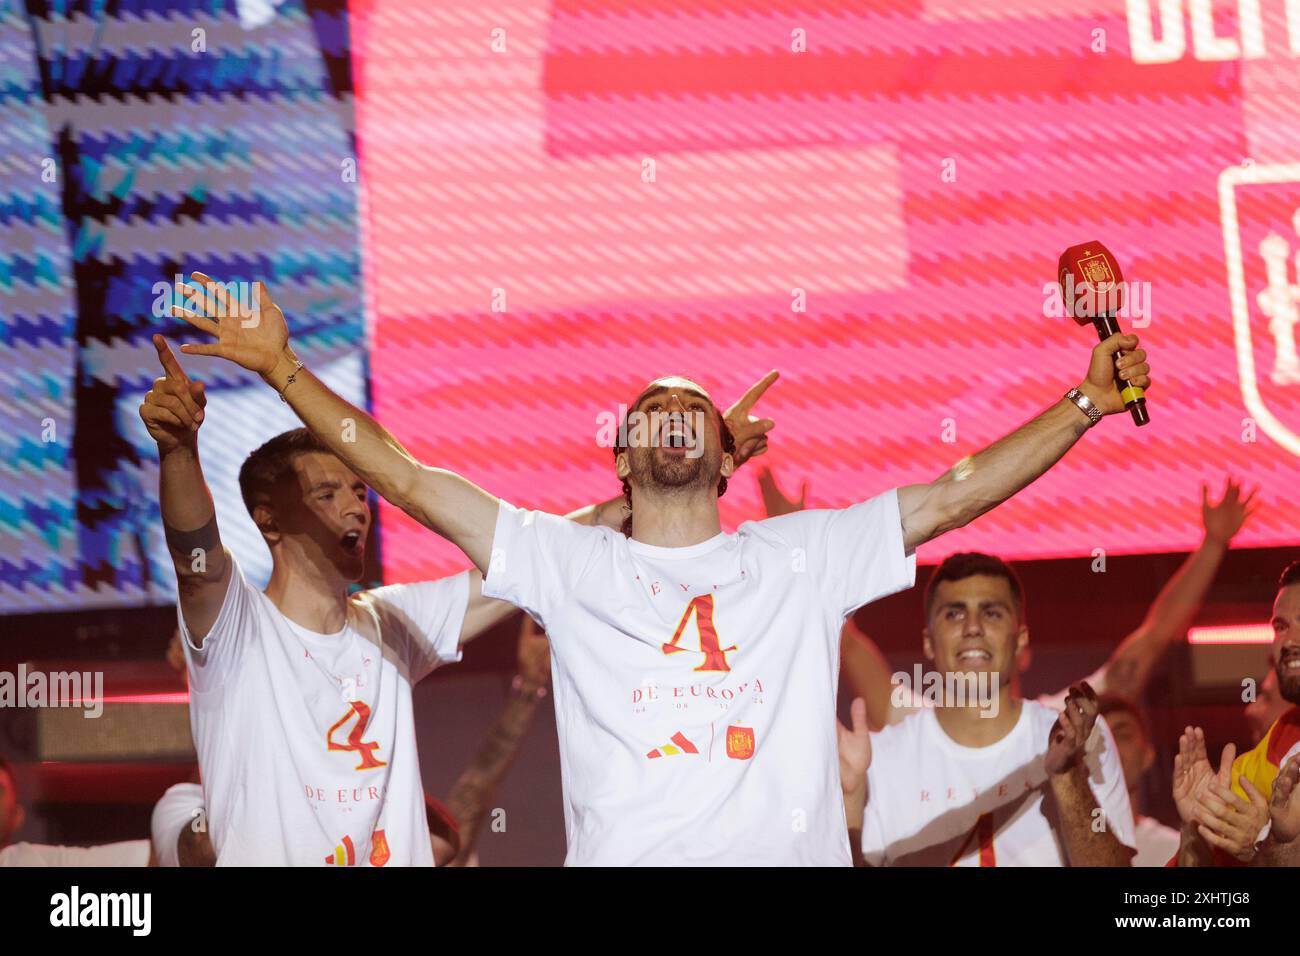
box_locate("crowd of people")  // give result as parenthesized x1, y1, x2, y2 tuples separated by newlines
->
(1, 270, 1295, 866)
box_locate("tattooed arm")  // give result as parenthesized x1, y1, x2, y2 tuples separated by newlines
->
(1047, 685, 1133, 866)
(446, 613, 552, 864)
(138, 335, 230, 643)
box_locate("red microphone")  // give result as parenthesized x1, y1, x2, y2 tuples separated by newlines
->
(1057, 241, 1149, 427)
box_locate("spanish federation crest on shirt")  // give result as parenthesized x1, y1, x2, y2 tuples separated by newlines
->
(726, 725, 755, 760)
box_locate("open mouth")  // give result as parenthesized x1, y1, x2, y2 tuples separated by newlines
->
(956, 648, 992, 665)
(659, 414, 696, 451)
(340, 530, 364, 555)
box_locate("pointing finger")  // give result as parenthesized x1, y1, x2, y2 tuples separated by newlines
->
(152, 334, 189, 382)
(732, 370, 779, 415)
(152, 335, 204, 422)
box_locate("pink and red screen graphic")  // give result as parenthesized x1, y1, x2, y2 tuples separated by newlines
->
(350, 0, 1300, 583)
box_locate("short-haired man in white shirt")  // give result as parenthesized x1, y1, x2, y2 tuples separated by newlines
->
(839, 552, 1137, 866)
(170, 273, 1152, 865)
(138, 334, 531, 865)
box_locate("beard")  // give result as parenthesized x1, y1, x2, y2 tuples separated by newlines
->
(1277, 653, 1300, 705)
(627, 443, 719, 494)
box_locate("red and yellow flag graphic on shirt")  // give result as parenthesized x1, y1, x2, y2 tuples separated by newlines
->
(325, 834, 357, 866)
(646, 731, 699, 759)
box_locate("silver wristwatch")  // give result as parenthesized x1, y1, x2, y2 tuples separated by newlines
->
(1065, 387, 1102, 427)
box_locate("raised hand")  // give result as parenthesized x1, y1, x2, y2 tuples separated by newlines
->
(756, 466, 807, 518)
(1172, 726, 1232, 825)
(1078, 333, 1152, 416)
(837, 697, 872, 796)
(1045, 682, 1100, 775)
(1269, 755, 1300, 844)
(139, 335, 207, 454)
(171, 272, 289, 376)
(723, 370, 778, 467)
(1201, 478, 1256, 546)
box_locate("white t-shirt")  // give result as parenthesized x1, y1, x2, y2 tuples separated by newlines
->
(482, 489, 916, 866)
(181, 554, 469, 866)
(862, 701, 1136, 866)
(1133, 815, 1180, 868)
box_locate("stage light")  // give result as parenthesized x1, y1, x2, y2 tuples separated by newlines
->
(1187, 624, 1275, 645)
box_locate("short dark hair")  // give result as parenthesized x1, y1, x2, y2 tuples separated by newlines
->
(1280, 560, 1300, 590)
(1096, 691, 1151, 746)
(924, 552, 1026, 621)
(613, 377, 736, 536)
(238, 428, 332, 517)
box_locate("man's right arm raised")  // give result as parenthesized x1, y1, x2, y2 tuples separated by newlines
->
(138, 334, 229, 644)
(170, 274, 500, 574)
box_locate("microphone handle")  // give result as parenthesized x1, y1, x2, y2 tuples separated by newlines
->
(1091, 315, 1149, 427)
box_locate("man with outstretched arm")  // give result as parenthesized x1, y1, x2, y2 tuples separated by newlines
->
(170, 272, 1152, 865)
(141, 330, 766, 864)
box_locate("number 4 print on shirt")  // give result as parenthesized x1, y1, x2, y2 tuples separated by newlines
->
(327, 700, 387, 771)
(661, 594, 736, 672)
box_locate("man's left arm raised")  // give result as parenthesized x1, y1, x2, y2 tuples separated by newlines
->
(897, 334, 1151, 552)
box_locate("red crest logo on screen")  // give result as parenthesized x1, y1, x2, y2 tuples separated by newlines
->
(726, 725, 755, 760)
(1220, 163, 1300, 459)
